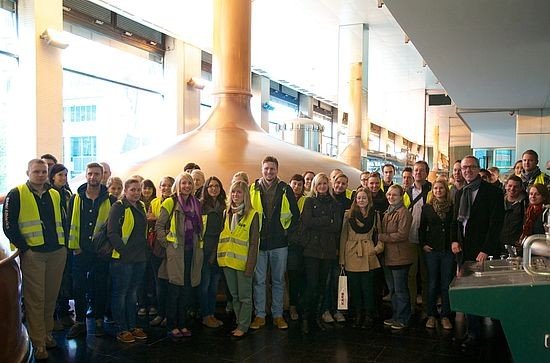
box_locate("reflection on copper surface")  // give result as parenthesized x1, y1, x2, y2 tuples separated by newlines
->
(115, 0, 361, 187)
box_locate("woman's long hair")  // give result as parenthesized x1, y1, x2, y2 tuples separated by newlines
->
(201, 176, 227, 209)
(228, 180, 253, 215)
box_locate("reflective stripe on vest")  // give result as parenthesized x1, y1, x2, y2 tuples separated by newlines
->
(250, 183, 292, 230)
(111, 205, 137, 259)
(17, 184, 65, 247)
(68, 195, 111, 250)
(217, 210, 257, 271)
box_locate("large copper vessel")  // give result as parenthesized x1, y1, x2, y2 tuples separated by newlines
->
(0, 247, 29, 363)
(116, 0, 361, 187)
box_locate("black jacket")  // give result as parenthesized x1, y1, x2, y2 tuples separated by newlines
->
(68, 183, 117, 250)
(501, 196, 527, 248)
(451, 181, 504, 261)
(107, 197, 148, 264)
(419, 203, 453, 252)
(253, 179, 300, 251)
(301, 195, 342, 259)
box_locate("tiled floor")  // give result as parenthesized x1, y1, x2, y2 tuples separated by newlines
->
(37, 309, 512, 363)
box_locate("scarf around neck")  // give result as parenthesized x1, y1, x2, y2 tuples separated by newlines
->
(522, 167, 541, 183)
(230, 203, 245, 232)
(178, 194, 202, 245)
(457, 176, 482, 223)
(522, 203, 544, 239)
(432, 197, 451, 219)
(349, 207, 375, 234)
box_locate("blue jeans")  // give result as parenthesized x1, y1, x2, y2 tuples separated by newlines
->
(200, 257, 221, 317)
(111, 261, 146, 332)
(389, 265, 411, 325)
(253, 246, 288, 318)
(424, 250, 455, 317)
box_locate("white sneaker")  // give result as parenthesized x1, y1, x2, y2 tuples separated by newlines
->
(334, 311, 346, 323)
(321, 311, 335, 323)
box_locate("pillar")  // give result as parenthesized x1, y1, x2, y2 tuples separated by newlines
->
(15, 0, 63, 184)
(164, 37, 202, 135)
(299, 94, 313, 118)
(337, 23, 369, 168)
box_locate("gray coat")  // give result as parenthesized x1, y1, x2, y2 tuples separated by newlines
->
(155, 201, 203, 287)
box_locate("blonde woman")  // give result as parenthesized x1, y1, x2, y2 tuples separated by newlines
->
(340, 188, 383, 328)
(419, 179, 454, 330)
(218, 180, 259, 338)
(155, 172, 203, 339)
(377, 184, 414, 330)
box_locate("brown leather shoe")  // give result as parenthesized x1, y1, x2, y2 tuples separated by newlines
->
(273, 316, 288, 329)
(249, 316, 266, 330)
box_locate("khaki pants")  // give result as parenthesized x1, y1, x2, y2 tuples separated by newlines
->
(20, 247, 67, 348)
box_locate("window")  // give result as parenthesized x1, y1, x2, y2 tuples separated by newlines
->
(70, 136, 96, 178)
(64, 105, 96, 122)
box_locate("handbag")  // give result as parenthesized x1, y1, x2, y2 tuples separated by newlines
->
(337, 267, 348, 310)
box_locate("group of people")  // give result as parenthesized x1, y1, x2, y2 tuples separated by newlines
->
(3, 149, 549, 359)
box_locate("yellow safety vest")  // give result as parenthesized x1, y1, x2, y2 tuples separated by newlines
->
(217, 210, 258, 271)
(68, 195, 111, 250)
(17, 184, 65, 247)
(161, 197, 203, 247)
(297, 196, 307, 213)
(111, 203, 142, 259)
(404, 190, 431, 209)
(345, 189, 353, 200)
(534, 173, 546, 185)
(249, 183, 292, 230)
(150, 197, 163, 218)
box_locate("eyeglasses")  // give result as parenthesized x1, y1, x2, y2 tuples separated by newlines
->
(207, 184, 220, 189)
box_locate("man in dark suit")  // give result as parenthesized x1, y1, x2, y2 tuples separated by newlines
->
(451, 155, 504, 347)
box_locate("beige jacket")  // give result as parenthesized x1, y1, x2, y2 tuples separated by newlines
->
(155, 201, 203, 287)
(339, 210, 384, 272)
(378, 205, 415, 267)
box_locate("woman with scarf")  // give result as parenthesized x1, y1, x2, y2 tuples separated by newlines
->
(377, 184, 413, 330)
(419, 179, 454, 330)
(519, 183, 550, 245)
(200, 176, 227, 328)
(217, 180, 259, 338)
(300, 173, 342, 334)
(339, 188, 383, 328)
(155, 172, 203, 339)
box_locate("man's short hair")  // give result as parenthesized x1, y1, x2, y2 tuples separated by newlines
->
(290, 174, 304, 183)
(488, 166, 500, 175)
(462, 155, 480, 168)
(522, 149, 539, 162)
(86, 162, 104, 173)
(414, 160, 430, 173)
(28, 158, 47, 171)
(262, 156, 279, 168)
(40, 153, 57, 163)
(506, 175, 522, 185)
(183, 162, 201, 172)
(402, 166, 413, 174)
(382, 163, 395, 172)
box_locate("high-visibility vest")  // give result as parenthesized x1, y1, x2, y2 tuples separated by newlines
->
(534, 173, 546, 185)
(17, 184, 65, 247)
(150, 197, 163, 218)
(217, 210, 258, 271)
(68, 195, 111, 250)
(249, 182, 292, 230)
(111, 202, 143, 259)
(161, 197, 203, 247)
(297, 196, 306, 213)
(345, 189, 353, 200)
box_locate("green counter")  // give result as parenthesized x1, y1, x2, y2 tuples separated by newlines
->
(450, 265, 550, 363)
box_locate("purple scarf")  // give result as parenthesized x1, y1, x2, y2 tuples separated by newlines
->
(177, 194, 202, 248)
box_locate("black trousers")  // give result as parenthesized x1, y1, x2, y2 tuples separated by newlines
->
(303, 256, 332, 321)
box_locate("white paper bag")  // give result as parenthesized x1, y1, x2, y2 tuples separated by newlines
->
(337, 269, 348, 310)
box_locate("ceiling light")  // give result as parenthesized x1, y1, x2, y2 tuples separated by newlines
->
(149, 41, 157, 46)
(124, 31, 133, 37)
(95, 19, 104, 25)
